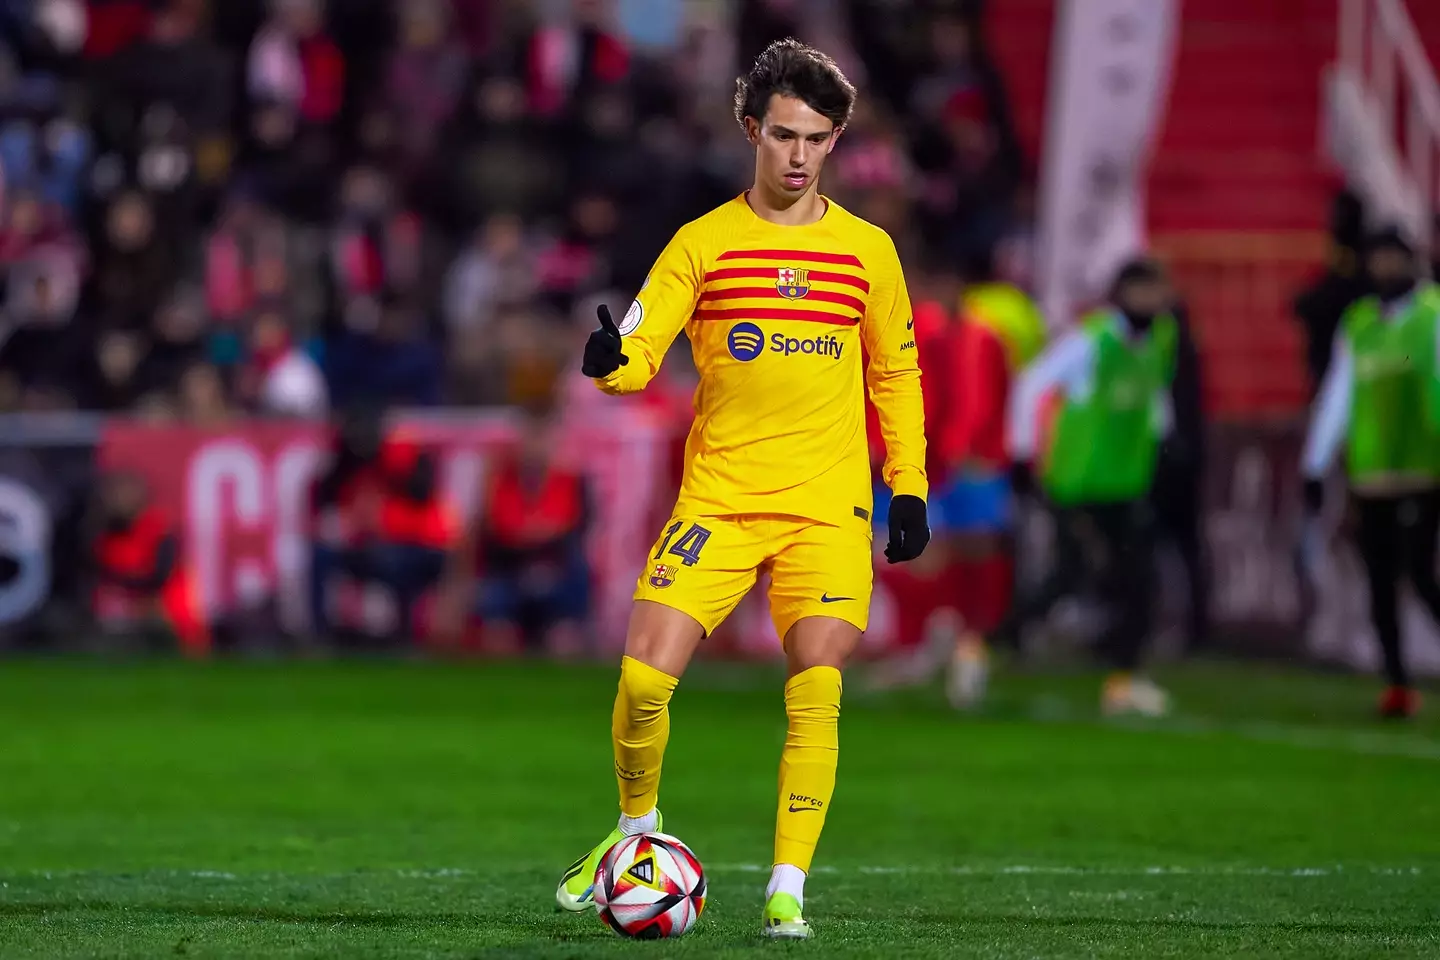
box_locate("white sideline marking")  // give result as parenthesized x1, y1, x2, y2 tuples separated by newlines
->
(705, 863, 1425, 878)
(1172, 717, 1440, 762)
(13, 864, 1408, 883)
(1022, 695, 1440, 762)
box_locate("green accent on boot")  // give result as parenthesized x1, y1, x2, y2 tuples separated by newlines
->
(762, 891, 811, 939)
(555, 810, 663, 912)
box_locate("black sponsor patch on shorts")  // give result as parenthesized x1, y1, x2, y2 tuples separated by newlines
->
(854, 506, 870, 521)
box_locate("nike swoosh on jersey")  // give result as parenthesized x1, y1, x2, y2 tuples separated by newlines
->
(788, 804, 823, 813)
(820, 594, 853, 603)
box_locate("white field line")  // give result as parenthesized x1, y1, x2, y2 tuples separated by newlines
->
(1021, 695, 1440, 762)
(1, 864, 1428, 884)
(707, 863, 1427, 878)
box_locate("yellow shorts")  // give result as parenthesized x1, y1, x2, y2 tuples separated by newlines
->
(633, 514, 873, 641)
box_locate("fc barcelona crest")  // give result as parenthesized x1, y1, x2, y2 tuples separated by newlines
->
(649, 563, 678, 589)
(776, 267, 810, 299)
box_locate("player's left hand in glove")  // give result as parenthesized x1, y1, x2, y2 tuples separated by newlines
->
(885, 494, 930, 564)
(581, 304, 630, 378)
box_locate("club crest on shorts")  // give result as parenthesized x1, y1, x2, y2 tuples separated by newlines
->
(649, 563, 678, 589)
(776, 267, 810, 299)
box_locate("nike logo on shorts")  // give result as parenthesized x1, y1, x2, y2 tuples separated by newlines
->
(820, 594, 853, 603)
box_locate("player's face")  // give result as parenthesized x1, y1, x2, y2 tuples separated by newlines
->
(1366, 247, 1412, 287)
(745, 94, 840, 200)
(1116, 277, 1169, 319)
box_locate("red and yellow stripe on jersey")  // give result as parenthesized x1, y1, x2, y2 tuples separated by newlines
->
(698, 249, 869, 326)
(597, 194, 927, 531)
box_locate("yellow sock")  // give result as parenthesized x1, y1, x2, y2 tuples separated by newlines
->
(774, 666, 842, 874)
(612, 655, 679, 817)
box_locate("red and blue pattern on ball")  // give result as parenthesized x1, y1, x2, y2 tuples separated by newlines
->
(594, 834, 706, 939)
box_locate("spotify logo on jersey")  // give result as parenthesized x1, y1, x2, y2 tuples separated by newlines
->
(727, 321, 845, 362)
(727, 322, 766, 361)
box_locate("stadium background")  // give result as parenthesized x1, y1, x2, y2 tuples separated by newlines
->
(2, 2, 1440, 958)
(0, 0, 1432, 674)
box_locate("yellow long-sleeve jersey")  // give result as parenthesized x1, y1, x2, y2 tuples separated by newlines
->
(598, 194, 927, 532)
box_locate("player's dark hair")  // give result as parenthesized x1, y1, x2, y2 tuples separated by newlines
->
(1363, 225, 1415, 258)
(733, 39, 856, 131)
(1108, 257, 1164, 301)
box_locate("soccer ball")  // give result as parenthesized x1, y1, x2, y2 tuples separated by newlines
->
(593, 832, 706, 939)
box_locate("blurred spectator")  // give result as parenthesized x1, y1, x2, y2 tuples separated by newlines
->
(568, 87, 642, 196)
(328, 164, 422, 319)
(133, 390, 180, 422)
(828, 100, 912, 201)
(452, 405, 591, 654)
(383, 0, 468, 173)
(309, 410, 455, 643)
(205, 190, 287, 325)
(450, 0, 495, 56)
(247, 0, 345, 128)
(617, 0, 684, 51)
(176, 361, 234, 427)
(327, 294, 442, 408)
(1293, 189, 1368, 393)
(523, 0, 630, 119)
(913, 85, 1017, 263)
(141, 287, 208, 386)
(86, 190, 172, 331)
(0, 190, 84, 331)
(239, 307, 327, 418)
(0, 0, 1028, 457)
(0, 105, 92, 217)
(442, 212, 536, 332)
(432, 71, 562, 229)
(89, 470, 208, 655)
(85, 330, 144, 410)
(83, 0, 154, 61)
(110, 0, 230, 135)
(737, 0, 853, 74)
(1152, 276, 1210, 654)
(446, 303, 566, 409)
(533, 190, 616, 310)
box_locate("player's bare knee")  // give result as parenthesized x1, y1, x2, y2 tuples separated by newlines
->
(623, 601, 706, 678)
(784, 618, 862, 677)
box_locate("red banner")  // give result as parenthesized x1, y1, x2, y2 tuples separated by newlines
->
(98, 411, 673, 649)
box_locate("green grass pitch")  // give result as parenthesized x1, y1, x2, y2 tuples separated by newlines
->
(1, 658, 1438, 958)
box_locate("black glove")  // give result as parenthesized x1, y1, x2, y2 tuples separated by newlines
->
(1009, 460, 1034, 499)
(885, 494, 930, 564)
(581, 304, 630, 378)
(1302, 478, 1324, 517)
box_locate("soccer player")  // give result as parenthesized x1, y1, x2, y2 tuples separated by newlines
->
(942, 257, 1046, 707)
(1300, 227, 1440, 718)
(554, 39, 929, 938)
(998, 258, 1176, 717)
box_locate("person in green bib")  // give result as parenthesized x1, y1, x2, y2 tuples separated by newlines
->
(998, 258, 1178, 717)
(1301, 227, 1440, 719)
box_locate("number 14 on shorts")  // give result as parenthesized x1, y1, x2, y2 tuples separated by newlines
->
(655, 521, 712, 567)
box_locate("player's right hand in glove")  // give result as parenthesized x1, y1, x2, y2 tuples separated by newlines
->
(884, 494, 930, 564)
(581, 304, 630, 378)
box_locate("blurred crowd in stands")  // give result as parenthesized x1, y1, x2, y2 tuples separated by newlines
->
(9, 0, 1034, 654)
(0, 0, 1030, 422)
